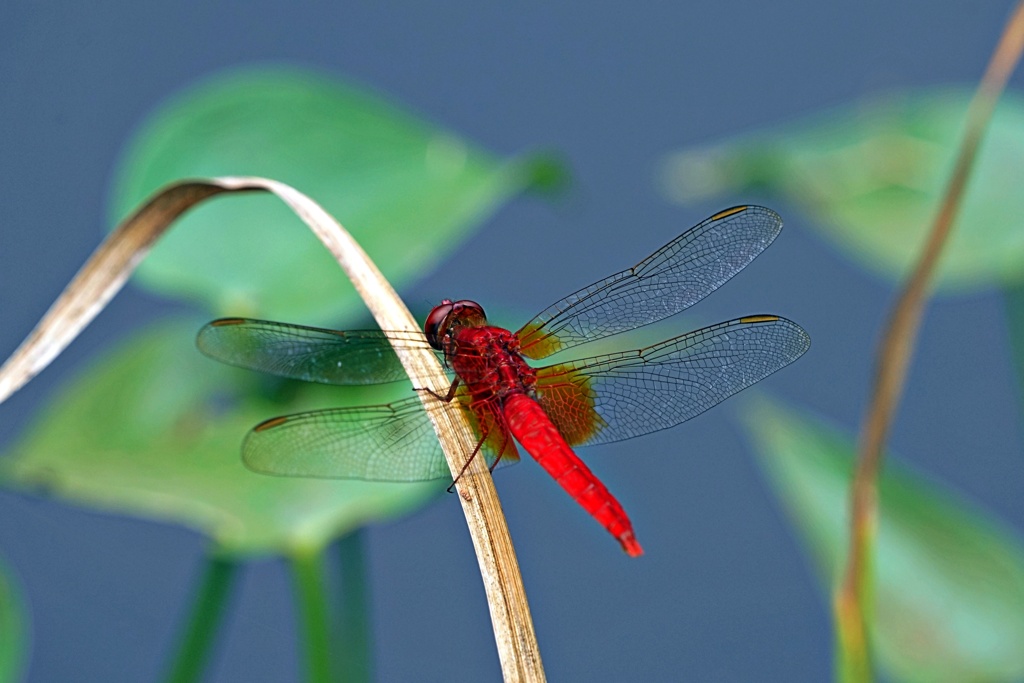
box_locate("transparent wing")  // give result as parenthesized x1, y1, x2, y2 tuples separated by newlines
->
(533, 316, 810, 446)
(243, 394, 520, 481)
(516, 206, 783, 359)
(196, 318, 435, 385)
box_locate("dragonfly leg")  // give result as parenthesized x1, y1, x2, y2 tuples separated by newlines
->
(489, 429, 512, 474)
(447, 401, 506, 493)
(447, 430, 488, 493)
(416, 378, 461, 403)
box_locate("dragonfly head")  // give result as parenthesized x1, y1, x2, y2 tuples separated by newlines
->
(424, 299, 487, 350)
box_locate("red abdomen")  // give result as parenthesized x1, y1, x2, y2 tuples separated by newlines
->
(502, 393, 643, 557)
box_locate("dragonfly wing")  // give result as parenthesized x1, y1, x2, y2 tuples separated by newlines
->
(244, 395, 519, 480)
(516, 206, 783, 359)
(197, 318, 435, 385)
(533, 316, 810, 446)
(245, 396, 449, 480)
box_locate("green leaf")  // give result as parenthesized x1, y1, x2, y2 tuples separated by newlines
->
(110, 67, 554, 323)
(0, 558, 27, 683)
(0, 319, 440, 556)
(741, 395, 1024, 683)
(659, 88, 1024, 292)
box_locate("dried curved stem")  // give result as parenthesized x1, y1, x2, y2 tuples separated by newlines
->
(836, 4, 1024, 680)
(0, 177, 544, 682)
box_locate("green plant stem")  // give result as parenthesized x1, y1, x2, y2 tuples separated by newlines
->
(163, 554, 239, 683)
(290, 547, 333, 683)
(336, 531, 372, 682)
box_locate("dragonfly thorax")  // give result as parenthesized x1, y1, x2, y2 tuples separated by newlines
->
(447, 326, 537, 403)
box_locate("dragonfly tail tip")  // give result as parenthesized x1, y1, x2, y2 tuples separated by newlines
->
(621, 534, 644, 557)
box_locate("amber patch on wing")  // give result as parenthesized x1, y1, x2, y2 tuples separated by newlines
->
(710, 205, 748, 221)
(739, 314, 780, 324)
(210, 317, 248, 326)
(253, 415, 290, 432)
(517, 320, 564, 360)
(534, 364, 606, 446)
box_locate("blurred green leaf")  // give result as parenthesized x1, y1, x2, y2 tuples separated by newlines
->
(0, 558, 26, 683)
(0, 320, 439, 556)
(111, 67, 555, 324)
(741, 395, 1024, 683)
(660, 88, 1024, 291)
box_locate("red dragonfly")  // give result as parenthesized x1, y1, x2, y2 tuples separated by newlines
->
(197, 205, 809, 556)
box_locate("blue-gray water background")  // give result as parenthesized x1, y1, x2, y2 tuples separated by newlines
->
(2, 3, 1022, 681)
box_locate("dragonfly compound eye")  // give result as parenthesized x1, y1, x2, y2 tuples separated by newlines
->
(424, 300, 456, 350)
(452, 299, 486, 321)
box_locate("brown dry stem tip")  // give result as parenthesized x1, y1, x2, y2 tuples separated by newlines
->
(836, 4, 1024, 680)
(0, 176, 545, 682)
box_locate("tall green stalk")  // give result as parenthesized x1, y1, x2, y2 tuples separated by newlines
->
(336, 531, 372, 682)
(163, 554, 239, 683)
(290, 547, 333, 683)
